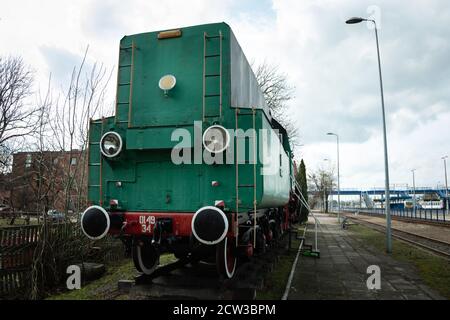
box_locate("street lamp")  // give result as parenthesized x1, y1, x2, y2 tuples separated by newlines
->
(411, 169, 416, 218)
(442, 156, 449, 216)
(323, 158, 329, 212)
(327, 132, 341, 223)
(346, 16, 392, 253)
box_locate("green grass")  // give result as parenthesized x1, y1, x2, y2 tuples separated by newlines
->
(47, 254, 177, 300)
(0, 218, 39, 226)
(257, 231, 302, 300)
(1, 218, 29, 226)
(349, 224, 450, 299)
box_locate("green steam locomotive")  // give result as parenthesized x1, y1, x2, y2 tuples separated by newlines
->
(81, 22, 301, 278)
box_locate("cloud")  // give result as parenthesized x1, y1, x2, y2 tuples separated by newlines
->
(250, 0, 450, 187)
(0, 0, 449, 188)
(82, 1, 126, 42)
(39, 46, 83, 85)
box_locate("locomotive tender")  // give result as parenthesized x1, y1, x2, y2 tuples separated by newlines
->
(81, 22, 301, 278)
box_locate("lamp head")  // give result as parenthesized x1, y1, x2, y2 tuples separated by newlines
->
(346, 17, 366, 24)
(159, 74, 176, 96)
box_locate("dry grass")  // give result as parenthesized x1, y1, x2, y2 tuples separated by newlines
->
(47, 254, 177, 300)
(257, 228, 302, 300)
(349, 224, 450, 299)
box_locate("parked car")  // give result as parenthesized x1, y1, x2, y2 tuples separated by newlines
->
(0, 204, 11, 218)
(0, 204, 11, 212)
(45, 210, 65, 222)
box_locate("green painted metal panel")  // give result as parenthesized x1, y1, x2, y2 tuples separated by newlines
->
(101, 151, 237, 212)
(121, 23, 231, 128)
(126, 126, 194, 150)
(259, 114, 291, 207)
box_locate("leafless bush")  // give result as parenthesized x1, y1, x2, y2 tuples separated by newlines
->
(308, 167, 336, 212)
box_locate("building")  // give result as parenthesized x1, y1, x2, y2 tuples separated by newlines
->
(0, 173, 11, 205)
(9, 150, 88, 214)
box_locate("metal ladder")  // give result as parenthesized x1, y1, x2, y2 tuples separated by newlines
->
(115, 41, 135, 127)
(235, 107, 258, 247)
(202, 31, 223, 122)
(87, 118, 105, 205)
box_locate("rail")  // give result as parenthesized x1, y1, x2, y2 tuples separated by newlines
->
(281, 225, 307, 300)
(292, 176, 324, 249)
(346, 216, 450, 259)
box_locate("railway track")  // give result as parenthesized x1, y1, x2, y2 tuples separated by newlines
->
(346, 216, 450, 259)
(122, 232, 297, 300)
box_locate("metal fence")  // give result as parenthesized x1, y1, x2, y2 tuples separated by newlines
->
(343, 207, 449, 223)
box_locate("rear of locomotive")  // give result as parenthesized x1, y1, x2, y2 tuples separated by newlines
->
(80, 22, 297, 278)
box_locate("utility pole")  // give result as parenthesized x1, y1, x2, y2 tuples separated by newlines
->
(346, 17, 392, 253)
(411, 169, 416, 218)
(443, 156, 449, 216)
(327, 132, 341, 223)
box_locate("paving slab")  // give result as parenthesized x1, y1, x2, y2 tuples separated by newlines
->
(288, 213, 445, 300)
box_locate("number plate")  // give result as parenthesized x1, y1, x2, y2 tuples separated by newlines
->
(139, 215, 156, 233)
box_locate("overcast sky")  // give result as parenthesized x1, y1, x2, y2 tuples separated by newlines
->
(1, 0, 449, 190)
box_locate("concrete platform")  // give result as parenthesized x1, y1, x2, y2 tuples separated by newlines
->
(288, 213, 445, 300)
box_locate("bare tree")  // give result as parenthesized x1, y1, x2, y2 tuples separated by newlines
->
(308, 167, 336, 213)
(0, 141, 18, 174)
(0, 56, 38, 148)
(4, 48, 112, 221)
(49, 47, 113, 215)
(255, 62, 300, 148)
(32, 77, 55, 214)
(0, 56, 40, 223)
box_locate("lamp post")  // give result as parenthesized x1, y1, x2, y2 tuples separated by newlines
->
(442, 156, 449, 216)
(346, 16, 392, 253)
(411, 169, 416, 218)
(327, 132, 341, 223)
(323, 158, 329, 212)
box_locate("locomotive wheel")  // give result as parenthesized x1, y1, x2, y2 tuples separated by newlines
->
(270, 220, 282, 242)
(216, 237, 237, 279)
(132, 241, 159, 275)
(254, 228, 267, 255)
